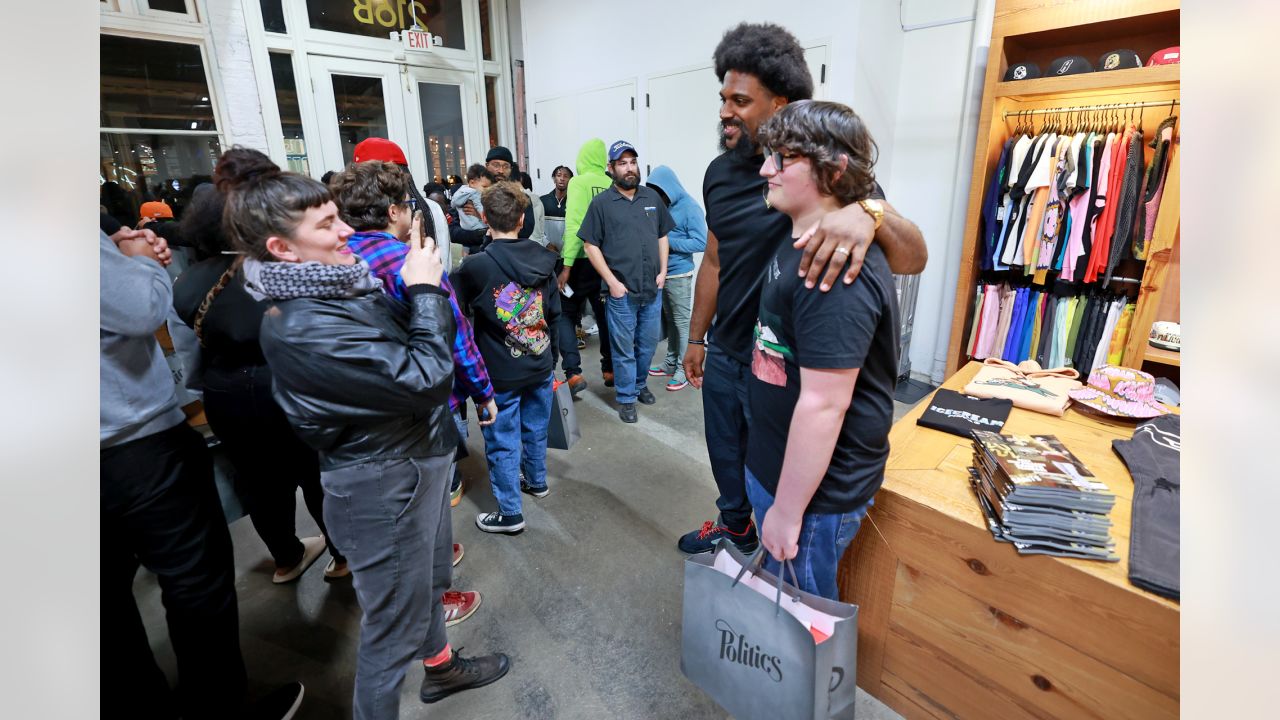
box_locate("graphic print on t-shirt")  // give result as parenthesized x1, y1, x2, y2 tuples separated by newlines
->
(751, 256, 789, 387)
(492, 282, 549, 357)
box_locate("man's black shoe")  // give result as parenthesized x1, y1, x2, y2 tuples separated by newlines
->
(618, 403, 638, 423)
(677, 518, 759, 555)
(636, 387, 656, 405)
(420, 649, 511, 703)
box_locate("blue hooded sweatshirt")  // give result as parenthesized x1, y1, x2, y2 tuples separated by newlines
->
(645, 165, 707, 276)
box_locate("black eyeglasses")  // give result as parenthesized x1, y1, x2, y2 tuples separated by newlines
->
(765, 147, 800, 172)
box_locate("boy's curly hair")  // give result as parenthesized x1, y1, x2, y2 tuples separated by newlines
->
(758, 100, 879, 205)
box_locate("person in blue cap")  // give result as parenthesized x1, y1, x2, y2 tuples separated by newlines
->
(578, 141, 675, 423)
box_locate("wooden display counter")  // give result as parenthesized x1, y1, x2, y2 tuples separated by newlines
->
(836, 362, 1178, 719)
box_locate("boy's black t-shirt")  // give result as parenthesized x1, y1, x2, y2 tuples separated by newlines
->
(703, 151, 885, 365)
(745, 241, 900, 514)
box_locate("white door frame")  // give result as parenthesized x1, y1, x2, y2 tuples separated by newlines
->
(401, 65, 483, 184)
(307, 54, 410, 173)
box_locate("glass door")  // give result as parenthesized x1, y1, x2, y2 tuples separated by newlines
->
(306, 55, 410, 174)
(403, 67, 483, 186)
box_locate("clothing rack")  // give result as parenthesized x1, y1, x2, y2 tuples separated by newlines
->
(1002, 99, 1179, 120)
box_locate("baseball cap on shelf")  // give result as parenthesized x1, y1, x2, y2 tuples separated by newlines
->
(139, 201, 173, 220)
(1047, 55, 1093, 76)
(485, 146, 514, 164)
(352, 137, 408, 165)
(1098, 49, 1142, 71)
(608, 140, 637, 161)
(1003, 62, 1041, 82)
(1146, 46, 1180, 66)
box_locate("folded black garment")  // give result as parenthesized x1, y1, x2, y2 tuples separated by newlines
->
(917, 389, 1013, 438)
(1114, 415, 1181, 601)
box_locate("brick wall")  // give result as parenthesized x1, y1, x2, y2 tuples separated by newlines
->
(205, 0, 268, 151)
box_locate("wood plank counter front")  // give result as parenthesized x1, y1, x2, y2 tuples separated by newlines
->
(836, 362, 1179, 719)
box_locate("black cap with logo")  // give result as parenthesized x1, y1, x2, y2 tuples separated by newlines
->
(1098, 49, 1142, 71)
(1003, 61, 1042, 82)
(1047, 55, 1094, 76)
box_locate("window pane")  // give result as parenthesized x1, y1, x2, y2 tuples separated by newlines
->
(148, 0, 188, 13)
(268, 53, 310, 175)
(306, 0, 465, 49)
(418, 83, 466, 184)
(100, 133, 222, 223)
(260, 0, 287, 33)
(332, 74, 388, 166)
(101, 35, 216, 131)
(485, 76, 499, 149)
(479, 0, 493, 60)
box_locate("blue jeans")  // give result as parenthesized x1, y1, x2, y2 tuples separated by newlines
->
(479, 374, 554, 516)
(702, 347, 754, 530)
(745, 468, 872, 601)
(605, 292, 663, 404)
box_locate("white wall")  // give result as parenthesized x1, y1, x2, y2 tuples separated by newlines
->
(205, 0, 268, 151)
(886, 0, 992, 382)
(517, 0, 910, 196)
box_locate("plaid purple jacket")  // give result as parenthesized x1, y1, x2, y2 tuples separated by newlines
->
(348, 231, 494, 411)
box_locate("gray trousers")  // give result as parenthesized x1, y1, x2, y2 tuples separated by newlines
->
(321, 453, 454, 720)
(657, 273, 694, 383)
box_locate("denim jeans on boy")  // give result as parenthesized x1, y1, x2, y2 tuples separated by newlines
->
(479, 373, 554, 515)
(656, 273, 693, 384)
(605, 291, 663, 404)
(744, 467, 873, 601)
(320, 453, 455, 720)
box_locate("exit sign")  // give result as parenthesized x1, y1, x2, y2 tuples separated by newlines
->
(402, 28, 440, 52)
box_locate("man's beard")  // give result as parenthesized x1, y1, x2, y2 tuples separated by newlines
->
(615, 173, 640, 190)
(717, 119, 759, 161)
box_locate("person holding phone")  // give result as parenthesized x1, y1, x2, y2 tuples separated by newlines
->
(450, 182, 562, 534)
(226, 158, 511, 719)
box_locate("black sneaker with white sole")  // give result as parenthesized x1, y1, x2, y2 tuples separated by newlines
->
(475, 512, 526, 533)
(520, 481, 550, 498)
(420, 649, 511, 703)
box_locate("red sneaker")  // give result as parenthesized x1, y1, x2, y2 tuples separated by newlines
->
(452, 542, 464, 567)
(442, 590, 481, 627)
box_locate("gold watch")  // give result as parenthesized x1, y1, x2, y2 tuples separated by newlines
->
(858, 198, 885, 231)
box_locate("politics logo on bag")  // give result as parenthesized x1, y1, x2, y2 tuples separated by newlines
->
(716, 619, 783, 682)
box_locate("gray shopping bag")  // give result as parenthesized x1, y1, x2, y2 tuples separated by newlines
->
(546, 380, 580, 450)
(681, 543, 858, 720)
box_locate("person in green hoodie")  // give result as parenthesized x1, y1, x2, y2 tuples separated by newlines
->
(554, 138, 614, 394)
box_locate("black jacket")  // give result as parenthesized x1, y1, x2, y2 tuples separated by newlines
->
(173, 256, 269, 379)
(452, 238, 561, 391)
(259, 285, 458, 470)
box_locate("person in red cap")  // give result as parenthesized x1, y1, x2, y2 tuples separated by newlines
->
(350, 138, 453, 270)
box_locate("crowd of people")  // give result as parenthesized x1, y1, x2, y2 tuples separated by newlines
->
(100, 21, 926, 720)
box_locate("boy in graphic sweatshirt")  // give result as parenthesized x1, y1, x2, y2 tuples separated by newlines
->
(452, 182, 562, 534)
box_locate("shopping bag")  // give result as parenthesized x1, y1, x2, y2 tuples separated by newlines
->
(681, 542, 859, 720)
(546, 380, 580, 450)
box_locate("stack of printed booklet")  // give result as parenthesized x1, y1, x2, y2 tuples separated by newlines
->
(968, 431, 1119, 562)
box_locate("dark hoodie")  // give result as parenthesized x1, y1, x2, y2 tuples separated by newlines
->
(452, 239, 562, 391)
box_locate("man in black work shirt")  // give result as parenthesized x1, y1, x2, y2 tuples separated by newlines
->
(579, 140, 674, 423)
(676, 22, 929, 556)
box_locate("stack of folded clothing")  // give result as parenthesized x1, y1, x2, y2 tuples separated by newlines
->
(968, 430, 1118, 562)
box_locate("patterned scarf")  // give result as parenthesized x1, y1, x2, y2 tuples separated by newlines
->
(242, 257, 383, 301)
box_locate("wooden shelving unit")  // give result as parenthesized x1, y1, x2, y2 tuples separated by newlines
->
(944, 0, 1181, 378)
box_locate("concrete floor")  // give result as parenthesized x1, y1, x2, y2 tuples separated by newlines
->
(134, 339, 913, 719)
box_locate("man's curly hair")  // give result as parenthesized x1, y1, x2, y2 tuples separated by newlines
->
(758, 100, 879, 205)
(713, 22, 813, 101)
(328, 161, 411, 232)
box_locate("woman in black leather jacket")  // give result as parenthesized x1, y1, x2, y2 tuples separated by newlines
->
(218, 157, 509, 720)
(173, 150, 343, 583)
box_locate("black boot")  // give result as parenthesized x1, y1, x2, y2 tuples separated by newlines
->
(420, 649, 511, 703)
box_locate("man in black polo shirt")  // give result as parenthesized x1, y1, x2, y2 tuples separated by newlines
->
(677, 22, 929, 555)
(579, 140, 675, 423)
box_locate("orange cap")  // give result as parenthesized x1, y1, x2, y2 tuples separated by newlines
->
(139, 201, 174, 219)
